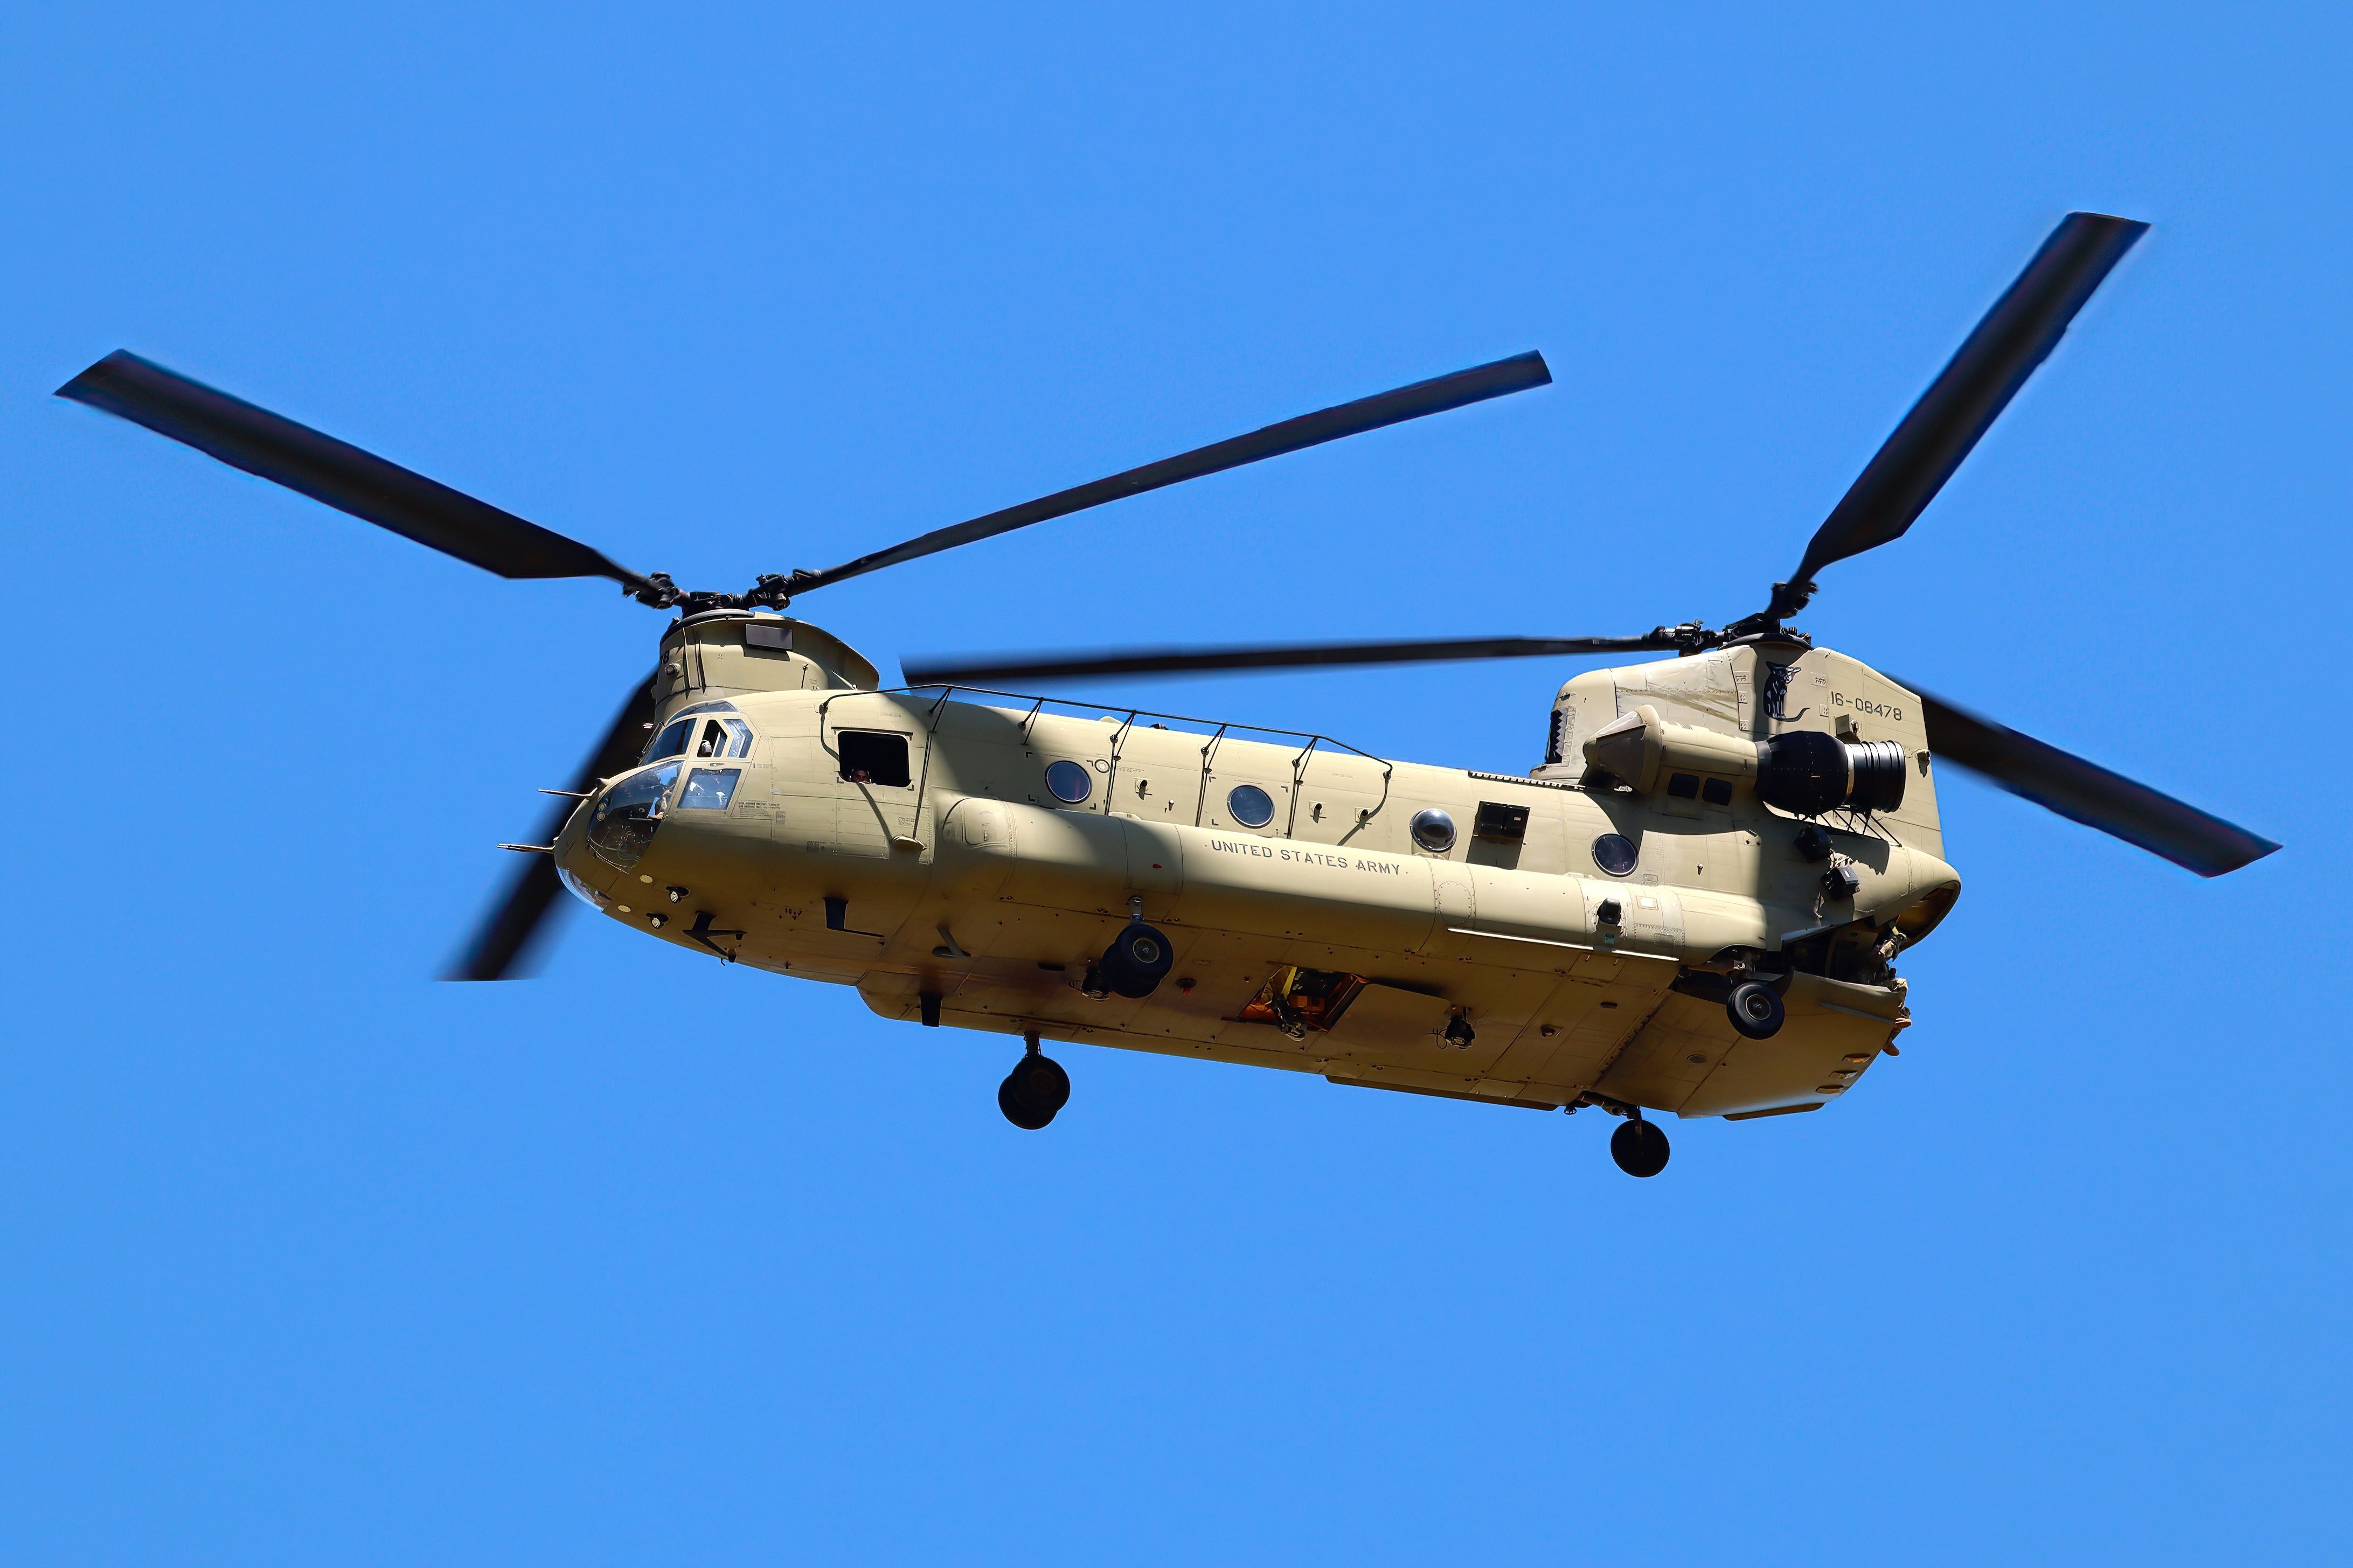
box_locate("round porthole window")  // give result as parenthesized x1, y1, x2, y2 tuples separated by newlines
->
(1410, 808, 1456, 852)
(1226, 783, 1275, 828)
(1593, 832, 1639, 876)
(1044, 759, 1093, 805)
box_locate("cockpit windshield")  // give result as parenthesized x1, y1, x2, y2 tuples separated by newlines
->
(587, 761, 681, 871)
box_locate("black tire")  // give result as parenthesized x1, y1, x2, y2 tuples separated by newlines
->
(1726, 980, 1785, 1040)
(997, 1077, 1054, 1130)
(1610, 1118, 1671, 1178)
(998, 1053, 1070, 1130)
(1099, 923, 1175, 999)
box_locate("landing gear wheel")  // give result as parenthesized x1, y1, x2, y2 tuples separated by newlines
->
(1726, 980, 1785, 1040)
(997, 1039, 1070, 1131)
(1611, 1117, 1670, 1178)
(1098, 922, 1175, 999)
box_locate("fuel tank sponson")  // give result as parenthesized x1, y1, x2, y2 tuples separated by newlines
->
(933, 796, 1955, 966)
(942, 797, 1745, 961)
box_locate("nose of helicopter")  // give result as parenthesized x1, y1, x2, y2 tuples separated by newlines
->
(546, 780, 621, 912)
(573, 760, 681, 881)
(555, 750, 771, 916)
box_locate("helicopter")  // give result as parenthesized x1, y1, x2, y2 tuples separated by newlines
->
(57, 210, 2274, 1177)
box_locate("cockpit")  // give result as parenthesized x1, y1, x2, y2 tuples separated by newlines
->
(578, 702, 760, 876)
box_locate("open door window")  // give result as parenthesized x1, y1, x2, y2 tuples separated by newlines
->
(837, 730, 912, 787)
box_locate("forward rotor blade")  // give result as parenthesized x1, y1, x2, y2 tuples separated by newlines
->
(1911, 685, 2278, 877)
(903, 631, 1679, 687)
(794, 351, 1552, 595)
(446, 673, 660, 980)
(58, 351, 645, 586)
(1768, 213, 2148, 618)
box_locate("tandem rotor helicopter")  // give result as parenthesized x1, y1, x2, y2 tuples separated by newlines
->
(60, 211, 2275, 1176)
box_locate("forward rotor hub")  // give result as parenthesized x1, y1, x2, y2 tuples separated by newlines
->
(624, 570, 814, 615)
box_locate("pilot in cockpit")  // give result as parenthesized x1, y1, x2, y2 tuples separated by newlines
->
(642, 701, 755, 764)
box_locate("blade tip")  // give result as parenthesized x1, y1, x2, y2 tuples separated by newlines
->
(2062, 211, 2153, 253)
(440, 952, 540, 981)
(55, 349, 144, 403)
(2196, 837, 2283, 877)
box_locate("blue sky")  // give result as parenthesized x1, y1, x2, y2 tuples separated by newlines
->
(3, 5, 2348, 1563)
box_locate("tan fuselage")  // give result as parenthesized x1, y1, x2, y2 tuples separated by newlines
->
(551, 614, 1958, 1122)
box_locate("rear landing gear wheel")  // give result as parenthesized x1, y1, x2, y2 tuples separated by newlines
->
(1726, 980, 1785, 1040)
(998, 1034, 1070, 1131)
(1610, 1117, 1670, 1178)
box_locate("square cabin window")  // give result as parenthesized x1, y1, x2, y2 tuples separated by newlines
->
(680, 768, 741, 811)
(837, 730, 912, 788)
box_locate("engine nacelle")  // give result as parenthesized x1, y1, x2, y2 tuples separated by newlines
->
(1754, 728, 1907, 816)
(1585, 704, 1906, 816)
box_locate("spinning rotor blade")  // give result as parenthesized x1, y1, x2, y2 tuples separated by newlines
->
(1766, 213, 2148, 619)
(1910, 686, 2278, 877)
(792, 351, 1552, 594)
(447, 674, 660, 980)
(903, 631, 1682, 687)
(58, 351, 646, 586)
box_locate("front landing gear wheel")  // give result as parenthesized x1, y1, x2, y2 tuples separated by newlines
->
(1099, 922, 1174, 999)
(998, 1035, 1070, 1131)
(1610, 1117, 1670, 1178)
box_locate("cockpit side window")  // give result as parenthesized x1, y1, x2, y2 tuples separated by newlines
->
(645, 718, 694, 763)
(679, 768, 741, 810)
(692, 716, 755, 758)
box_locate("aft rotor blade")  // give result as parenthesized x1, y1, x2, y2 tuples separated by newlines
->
(794, 351, 1552, 595)
(1912, 686, 2278, 877)
(58, 351, 646, 586)
(1768, 213, 2148, 619)
(903, 631, 1679, 687)
(446, 674, 660, 980)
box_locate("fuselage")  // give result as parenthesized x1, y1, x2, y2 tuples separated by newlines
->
(550, 614, 1957, 1121)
